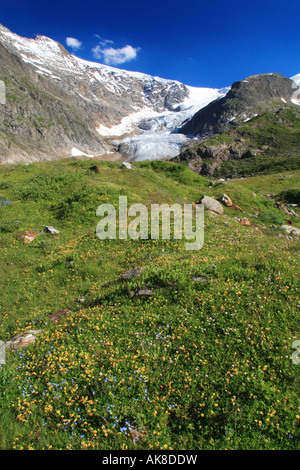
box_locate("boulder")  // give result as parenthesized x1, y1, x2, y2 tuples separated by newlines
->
(220, 194, 232, 207)
(280, 225, 300, 237)
(120, 267, 143, 280)
(90, 165, 102, 174)
(198, 195, 224, 215)
(120, 162, 133, 169)
(44, 226, 59, 234)
(49, 309, 71, 323)
(128, 287, 156, 298)
(22, 230, 37, 244)
(6, 329, 43, 350)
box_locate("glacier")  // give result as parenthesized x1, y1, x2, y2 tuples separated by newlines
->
(0, 23, 230, 162)
(98, 86, 230, 161)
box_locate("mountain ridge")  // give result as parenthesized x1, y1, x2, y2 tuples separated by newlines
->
(0, 24, 300, 167)
(179, 72, 300, 137)
(0, 23, 226, 164)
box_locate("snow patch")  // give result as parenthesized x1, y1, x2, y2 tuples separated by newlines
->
(71, 148, 95, 158)
(97, 108, 161, 137)
(291, 98, 300, 106)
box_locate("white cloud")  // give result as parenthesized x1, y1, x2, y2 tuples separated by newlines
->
(94, 35, 114, 47)
(92, 44, 140, 66)
(66, 37, 82, 51)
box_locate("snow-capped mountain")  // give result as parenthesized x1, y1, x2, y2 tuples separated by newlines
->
(0, 24, 227, 163)
(0, 24, 298, 165)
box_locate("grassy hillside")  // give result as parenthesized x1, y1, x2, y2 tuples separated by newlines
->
(0, 159, 299, 450)
(176, 107, 300, 177)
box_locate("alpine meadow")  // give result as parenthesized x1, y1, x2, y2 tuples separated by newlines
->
(0, 17, 299, 452)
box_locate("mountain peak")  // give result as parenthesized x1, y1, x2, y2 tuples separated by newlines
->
(180, 72, 300, 137)
(0, 24, 225, 163)
(0, 24, 299, 166)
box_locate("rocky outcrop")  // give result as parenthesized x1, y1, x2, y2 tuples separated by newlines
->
(0, 41, 109, 163)
(180, 73, 300, 137)
(172, 102, 300, 177)
(6, 329, 43, 349)
(280, 225, 300, 236)
(172, 143, 242, 176)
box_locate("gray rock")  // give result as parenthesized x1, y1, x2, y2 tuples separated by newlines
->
(120, 267, 143, 280)
(120, 162, 134, 169)
(192, 275, 209, 283)
(129, 287, 156, 298)
(288, 209, 298, 218)
(6, 329, 43, 350)
(44, 226, 59, 234)
(199, 196, 224, 215)
(280, 225, 300, 236)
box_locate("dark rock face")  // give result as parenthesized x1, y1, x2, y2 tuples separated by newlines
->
(180, 73, 299, 137)
(172, 73, 300, 177)
(172, 144, 240, 176)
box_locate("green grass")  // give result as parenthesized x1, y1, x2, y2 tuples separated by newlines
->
(0, 159, 299, 450)
(216, 109, 300, 177)
(180, 107, 300, 178)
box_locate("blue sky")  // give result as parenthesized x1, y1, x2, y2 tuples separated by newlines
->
(1, 0, 299, 88)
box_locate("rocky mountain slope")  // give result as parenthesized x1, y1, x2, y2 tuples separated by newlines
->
(0, 24, 300, 169)
(172, 106, 300, 177)
(0, 24, 225, 164)
(172, 73, 300, 176)
(179, 73, 300, 137)
(0, 40, 107, 163)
